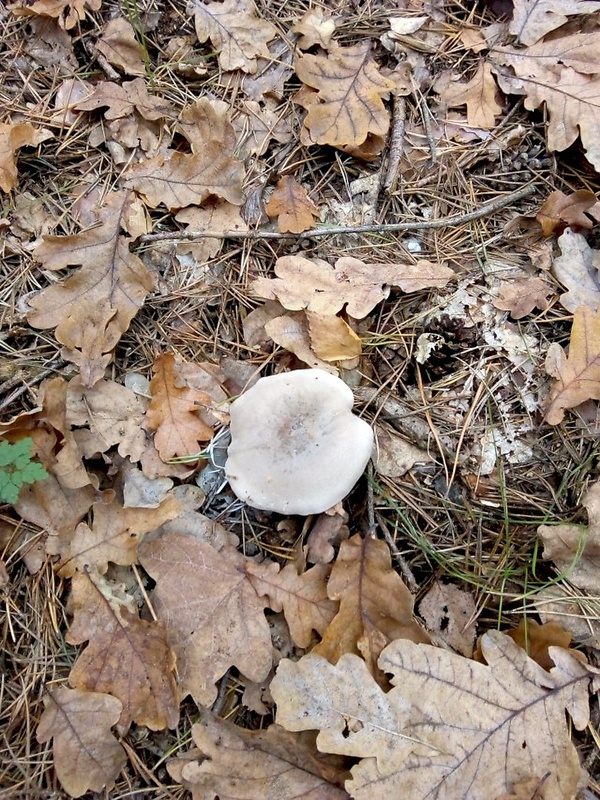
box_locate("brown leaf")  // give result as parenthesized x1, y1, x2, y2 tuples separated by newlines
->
(168, 713, 349, 799)
(295, 42, 395, 149)
(271, 631, 596, 799)
(138, 531, 273, 706)
(145, 352, 228, 461)
(0, 121, 53, 192)
(26, 191, 156, 386)
(506, 619, 574, 671)
(66, 571, 179, 733)
(373, 425, 432, 478)
(96, 18, 146, 76)
(538, 479, 600, 595)
(306, 312, 362, 362)
(245, 561, 338, 648)
(232, 99, 293, 158)
(509, 0, 600, 46)
(492, 34, 600, 170)
(188, 0, 277, 74)
(418, 581, 477, 657)
(545, 305, 600, 424)
(551, 229, 600, 313)
(439, 62, 503, 129)
(266, 175, 318, 233)
(306, 511, 349, 565)
(293, 8, 336, 50)
(75, 78, 171, 120)
(175, 199, 248, 267)
(492, 276, 554, 319)
(36, 687, 126, 797)
(9, 0, 101, 29)
(252, 255, 454, 319)
(312, 535, 430, 680)
(264, 313, 337, 372)
(536, 189, 600, 237)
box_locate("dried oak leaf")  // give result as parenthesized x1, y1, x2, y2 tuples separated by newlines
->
(145, 352, 228, 461)
(26, 191, 155, 387)
(536, 189, 600, 237)
(506, 618, 575, 672)
(438, 62, 503, 129)
(492, 276, 554, 319)
(66, 571, 179, 733)
(306, 311, 362, 362)
(0, 121, 53, 192)
(538, 479, 600, 595)
(271, 631, 597, 800)
(545, 304, 600, 424)
(75, 78, 171, 121)
(491, 33, 600, 170)
(188, 0, 277, 73)
(9, 0, 101, 29)
(293, 8, 336, 50)
(552, 229, 600, 313)
(266, 175, 318, 233)
(138, 531, 273, 706)
(48, 493, 181, 577)
(36, 687, 126, 798)
(418, 580, 477, 657)
(245, 561, 338, 648)
(252, 255, 453, 319)
(96, 18, 146, 76)
(312, 535, 430, 682)
(509, 0, 600, 46)
(295, 42, 395, 148)
(168, 713, 349, 800)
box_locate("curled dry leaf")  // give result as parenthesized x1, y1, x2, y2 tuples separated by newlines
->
(36, 687, 126, 798)
(438, 62, 503, 129)
(552, 229, 600, 313)
(252, 255, 454, 319)
(492, 276, 553, 319)
(9, 0, 101, 29)
(265, 175, 319, 233)
(509, 0, 600, 46)
(295, 42, 395, 149)
(293, 8, 336, 50)
(536, 189, 600, 237)
(26, 191, 155, 386)
(545, 305, 600, 424)
(538, 479, 600, 595)
(0, 121, 53, 192)
(138, 531, 273, 706)
(66, 571, 179, 733)
(168, 713, 349, 800)
(312, 535, 430, 682)
(306, 311, 362, 362)
(188, 0, 277, 73)
(272, 631, 597, 800)
(264, 312, 337, 373)
(95, 18, 146, 76)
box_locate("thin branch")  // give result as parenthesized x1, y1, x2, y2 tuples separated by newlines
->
(139, 183, 537, 243)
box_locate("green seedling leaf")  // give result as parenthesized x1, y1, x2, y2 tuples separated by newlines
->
(0, 437, 48, 504)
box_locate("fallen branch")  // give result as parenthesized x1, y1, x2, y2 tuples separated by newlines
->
(139, 183, 536, 243)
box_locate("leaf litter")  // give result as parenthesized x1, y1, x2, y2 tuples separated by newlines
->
(2, 0, 600, 797)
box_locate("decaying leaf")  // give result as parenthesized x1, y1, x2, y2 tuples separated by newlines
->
(293, 8, 336, 50)
(295, 42, 395, 149)
(66, 571, 179, 733)
(418, 581, 477, 656)
(306, 511, 349, 565)
(26, 191, 155, 386)
(272, 631, 597, 800)
(538, 480, 600, 595)
(145, 352, 228, 461)
(138, 531, 273, 706)
(438, 62, 503, 129)
(233, 99, 293, 158)
(0, 121, 53, 192)
(509, 0, 600, 46)
(266, 175, 319, 233)
(36, 687, 126, 798)
(552, 229, 600, 313)
(95, 18, 146, 76)
(373, 425, 432, 478)
(9, 0, 102, 29)
(492, 34, 600, 170)
(188, 0, 277, 73)
(312, 535, 430, 680)
(492, 276, 554, 319)
(545, 304, 600, 424)
(536, 189, 600, 237)
(252, 255, 454, 319)
(168, 713, 349, 799)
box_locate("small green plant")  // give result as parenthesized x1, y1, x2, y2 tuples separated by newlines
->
(0, 437, 48, 504)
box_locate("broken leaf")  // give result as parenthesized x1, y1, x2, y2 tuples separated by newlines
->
(26, 191, 155, 386)
(418, 581, 477, 656)
(552, 229, 600, 312)
(36, 687, 126, 798)
(293, 8, 336, 50)
(75, 78, 170, 122)
(295, 42, 395, 149)
(66, 571, 179, 733)
(95, 18, 146, 76)
(536, 189, 600, 237)
(265, 175, 318, 233)
(9, 0, 101, 29)
(252, 255, 454, 319)
(272, 631, 596, 799)
(439, 62, 503, 129)
(373, 425, 432, 478)
(509, 0, 600, 46)
(138, 531, 273, 706)
(0, 121, 53, 192)
(492, 276, 554, 319)
(545, 304, 600, 424)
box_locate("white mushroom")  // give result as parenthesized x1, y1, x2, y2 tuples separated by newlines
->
(225, 369, 373, 515)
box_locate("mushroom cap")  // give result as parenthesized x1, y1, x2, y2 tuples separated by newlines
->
(225, 369, 373, 515)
